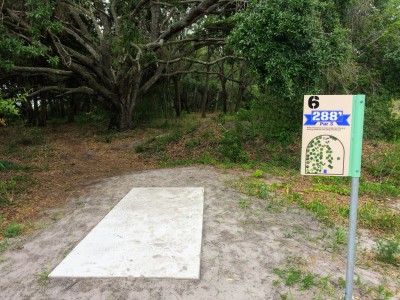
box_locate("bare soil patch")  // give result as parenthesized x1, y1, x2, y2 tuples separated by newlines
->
(0, 166, 397, 300)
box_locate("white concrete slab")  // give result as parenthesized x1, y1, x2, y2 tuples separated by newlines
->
(49, 187, 204, 279)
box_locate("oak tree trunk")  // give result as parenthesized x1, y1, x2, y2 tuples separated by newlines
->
(173, 76, 182, 117)
(201, 47, 212, 118)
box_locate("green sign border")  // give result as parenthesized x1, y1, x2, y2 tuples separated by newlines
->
(348, 95, 366, 177)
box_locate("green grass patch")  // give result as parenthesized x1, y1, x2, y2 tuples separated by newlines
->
(297, 197, 330, 223)
(231, 178, 278, 200)
(239, 198, 250, 209)
(293, 194, 399, 234)
(334, 227, 347, 245)
(0, 160, 31, 172)
(137, 123, 198, 155)
(0, 175, 35, 206)
(310, 182, 350, 196)
(34, 265, 52, 286)
(273, 257, 335, 295)
(0, 240, 9, 253)
(375, 238, 400, 266)
(136, 130, 183, 153)
(308, 177, 400, 198)
(358, 202, 400, 232)
(359, 181, 400, 197)
(3, 222, 23, 238)
(364, 141, 400, 185)
(217, 128, 249, 163)
(252, 169, 263, 178)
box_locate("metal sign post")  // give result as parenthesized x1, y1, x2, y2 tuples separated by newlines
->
(345, 177, 360, 300)
(300, 95, 365, 300)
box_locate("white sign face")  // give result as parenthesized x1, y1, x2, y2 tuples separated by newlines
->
(301, 95, 353, 176)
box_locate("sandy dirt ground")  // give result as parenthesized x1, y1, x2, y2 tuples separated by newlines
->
(0, 166, 396, 300)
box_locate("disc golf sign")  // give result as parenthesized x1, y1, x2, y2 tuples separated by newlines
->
(300, 95, 365, 177)
(300, 94, 365, 300)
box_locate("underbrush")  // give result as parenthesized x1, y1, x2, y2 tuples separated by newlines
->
(0, 113, 398, 259)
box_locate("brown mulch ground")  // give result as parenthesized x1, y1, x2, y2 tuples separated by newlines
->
(0, 122, 162, 237)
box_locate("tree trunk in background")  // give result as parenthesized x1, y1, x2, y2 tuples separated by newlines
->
(25, 100, 36, 126)
(193, 86, 198, 112)
(83, 100, 91, 113)
(201, 47, 212, 118)
(229, 64, 235, 113)
(38, 93, 47, 127)
(108, 94, 137, 130)
(218, 62, 228, 114)
(182, 90, 190, 113)
(68, 98, 76, 123)
(173, 76, 182, 117)
(59, 99, 65, 118)
(235, 63, 246, 112)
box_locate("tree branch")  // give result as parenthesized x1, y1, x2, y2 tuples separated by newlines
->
(162, 69, 241, 83)
(27, 86, 95, 97)
(158, 55, 238, 65)
(148, 0, 220, 49)
(10, 66, 73, 77)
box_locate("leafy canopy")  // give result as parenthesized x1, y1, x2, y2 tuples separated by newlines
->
(229, 0, 349, 97)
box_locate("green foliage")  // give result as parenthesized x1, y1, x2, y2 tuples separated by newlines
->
(185, 138, 201, 150)
(359, 181, 400, 197)
(217, 127, 249, 163)
(358, 202, 400, 233)
(252, 169, 263, 178)
(375, 238, 400, 266)
(364, 140, 400, 185)
(311, 182, 350, 196)
(273, 258, 317, 290)
(364, 95, 400, 140)
(0, 179, 17, 206)
(0, 240, 9, 253)
(0, 0, 62, 71)
(334, 227, 347, 245)
(3, 222, 23, 238)
(34, 265, 51, 286)
(196, 152, 216, 165)
(0, 161, 29, 172)
(239, 198, 249, 209)
(229, 0, 400, 140)
(0, 94, 26, 119)
(229, 0, 349, 104)
(0, 175, 35, 206)
(137, 122, 199, 155)
(273, 267, 304, 287)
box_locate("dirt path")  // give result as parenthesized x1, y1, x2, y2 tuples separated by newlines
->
(0, 167, 395, 299)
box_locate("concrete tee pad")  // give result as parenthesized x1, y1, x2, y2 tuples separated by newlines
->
(49, 187, 204, 279)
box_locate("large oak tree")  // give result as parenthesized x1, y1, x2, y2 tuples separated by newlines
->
(0, 0, 231, 129)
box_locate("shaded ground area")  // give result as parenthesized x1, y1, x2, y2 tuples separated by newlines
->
(0, 167, 396, 299)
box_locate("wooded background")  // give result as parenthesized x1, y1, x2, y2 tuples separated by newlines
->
(1, 0, 399, 140)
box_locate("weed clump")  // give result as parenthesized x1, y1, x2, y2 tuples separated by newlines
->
(217, 127, 249, 163)
(3, 222, 23, 238)
(375, 238, 400, 266)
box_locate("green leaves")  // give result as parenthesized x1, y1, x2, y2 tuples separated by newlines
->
(229, 0, 349, 98)
(0, 94, 26, 117)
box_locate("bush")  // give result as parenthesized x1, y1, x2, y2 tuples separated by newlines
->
(217, 128, 249, 163)
(364, 94, 400, 140)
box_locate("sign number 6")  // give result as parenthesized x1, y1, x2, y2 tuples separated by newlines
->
(308, 96, 320, 109)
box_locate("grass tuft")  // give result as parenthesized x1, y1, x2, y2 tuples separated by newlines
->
(3, 222, 23, 238)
